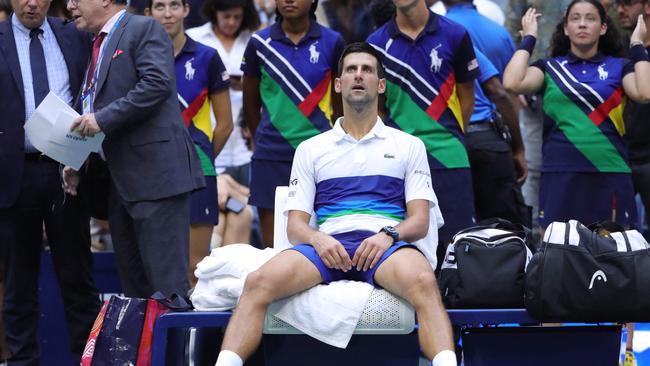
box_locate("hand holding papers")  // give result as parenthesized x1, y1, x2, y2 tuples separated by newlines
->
(50, 112, 103, 152)
(24, 92, 104, 170)
(70, 113, 102, 137)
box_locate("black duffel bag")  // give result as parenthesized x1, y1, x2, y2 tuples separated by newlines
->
(525, 220, 650, 322)
(439, 219, 532, 308)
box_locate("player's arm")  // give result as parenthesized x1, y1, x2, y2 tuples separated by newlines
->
(396, 199, 430, 242)
(352, 199, 429, 272)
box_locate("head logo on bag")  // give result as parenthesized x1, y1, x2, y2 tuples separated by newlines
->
(588, 270, 608, 290)
(526, 220, 650, 322)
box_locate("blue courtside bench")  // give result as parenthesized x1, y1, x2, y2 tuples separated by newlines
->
(151, 309, 622, 366)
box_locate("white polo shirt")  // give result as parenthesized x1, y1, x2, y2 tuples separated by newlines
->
(286, 117, 437, 237)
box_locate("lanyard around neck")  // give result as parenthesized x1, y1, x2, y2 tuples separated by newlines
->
(83, 11, 126, 94)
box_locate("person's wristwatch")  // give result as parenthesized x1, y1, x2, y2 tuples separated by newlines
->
(379, 226, 399, 244)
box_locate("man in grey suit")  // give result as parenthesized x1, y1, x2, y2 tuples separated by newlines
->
(64, 0, 205, 298)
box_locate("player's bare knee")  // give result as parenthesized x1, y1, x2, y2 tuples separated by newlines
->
(241, 270, 277, 305)
(405, 271, 437, 307)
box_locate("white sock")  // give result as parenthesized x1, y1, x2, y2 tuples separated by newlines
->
(215, 350, 243, 366)
(431, 350, 457, 366)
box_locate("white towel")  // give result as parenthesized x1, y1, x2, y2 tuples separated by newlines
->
(205, 276, 245, 298)
(191, 275, 242, 311)
(191, 244, 277, 311)
(268, 280, 373, 348)
(194, 244, 278, 279)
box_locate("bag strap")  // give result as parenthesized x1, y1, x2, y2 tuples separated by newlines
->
(458, 217, 536, 252)
(460, 218, 528, 238)
(477, 218, 526, 233)
(587, 220, 631, 252)
(587, 220, 625, 233)
(621, 231, 633, 252)
(150, 292, 192, 311)
(564, 222, 571, 244)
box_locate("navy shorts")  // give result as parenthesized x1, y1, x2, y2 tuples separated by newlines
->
(539, 171, 637, 228)
(190, 175, 218, 225)
(289, 230, 415, 286)
(431, 168, 476, 242)
(249, 158, 292, 209)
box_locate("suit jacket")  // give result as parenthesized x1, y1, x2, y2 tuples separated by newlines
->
(0, 17, 91, 209)
(89, 12, 204, 202)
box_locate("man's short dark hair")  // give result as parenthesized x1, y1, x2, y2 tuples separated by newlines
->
(337, 42, 385, 79)
(114, 0, 128, 5)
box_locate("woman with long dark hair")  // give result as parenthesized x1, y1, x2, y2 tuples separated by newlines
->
(503, 0, 650, 229)
(241, 0, 344, 246)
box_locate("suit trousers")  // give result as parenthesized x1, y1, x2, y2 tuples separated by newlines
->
(0, 158, 100, 366)
(466, 129, 531, 228)
(108, 183, 190, 298)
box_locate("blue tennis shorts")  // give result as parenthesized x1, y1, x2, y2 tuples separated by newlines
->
(539, 171, 637, 228)
(249, 158, 293, 209)
(190, 175, 218, 225)
(289, 230, 415, 286)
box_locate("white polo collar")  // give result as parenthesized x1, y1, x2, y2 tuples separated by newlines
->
(332, 116, 388, 143)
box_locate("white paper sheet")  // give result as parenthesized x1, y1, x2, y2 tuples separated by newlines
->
(24, 92, 104, 170)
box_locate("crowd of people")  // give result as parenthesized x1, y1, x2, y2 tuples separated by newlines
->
(0, 0, 649, 364)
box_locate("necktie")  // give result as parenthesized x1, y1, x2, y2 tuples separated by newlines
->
(29, 28, 49, 107)
(85, 32, 106, 90)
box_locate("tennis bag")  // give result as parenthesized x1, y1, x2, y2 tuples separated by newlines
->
(525, 220, 650, 322)
(439, 220, 533, 308)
